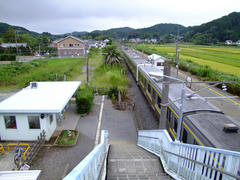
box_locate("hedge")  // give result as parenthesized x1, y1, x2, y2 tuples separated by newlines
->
(0, 54, 16, 61)
(76, 86, 94, 114)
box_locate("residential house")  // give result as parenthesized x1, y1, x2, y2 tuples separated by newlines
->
(0, 81, 81, 141)
(236, 40, 240, 45)
(225, 40, 233, 45)
(55, 36, 85, 57)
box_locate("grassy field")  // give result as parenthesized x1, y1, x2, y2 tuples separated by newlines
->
(89, 48, 128, 91)
(137, 44, 240, 77)
(0, 57, 85, 92)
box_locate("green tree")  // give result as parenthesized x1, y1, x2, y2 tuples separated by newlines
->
(3, 27, 15, 42)
(102, 45, 122, 65)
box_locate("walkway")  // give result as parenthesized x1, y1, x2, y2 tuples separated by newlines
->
(101, 98, 170, 179)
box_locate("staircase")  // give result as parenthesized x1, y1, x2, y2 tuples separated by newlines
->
(107, 142, 171, 180)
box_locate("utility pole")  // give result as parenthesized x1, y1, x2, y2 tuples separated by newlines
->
(85, 43, 89, 84)
(159, 60, 171, 129)
(14, 30, 18, 56)
(38, 44, 41, 56)
(175, 26, 180, 78)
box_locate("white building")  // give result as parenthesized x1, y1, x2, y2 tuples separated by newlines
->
(0, 43, 27, 48)
(148, 54, 165, 67)
(0, 81, 81, 141)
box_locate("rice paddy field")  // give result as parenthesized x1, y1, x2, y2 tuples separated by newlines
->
(137, 44, 240, 77)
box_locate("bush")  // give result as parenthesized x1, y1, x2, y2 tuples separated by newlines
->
(76, 86, 94, 114)
(0, 54, 16, 61)
(107, 86, 118, 101)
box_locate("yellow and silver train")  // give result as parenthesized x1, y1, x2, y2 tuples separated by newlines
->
(122, 47, 240, 152)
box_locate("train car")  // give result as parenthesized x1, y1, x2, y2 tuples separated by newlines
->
(122, 46, 240, 152)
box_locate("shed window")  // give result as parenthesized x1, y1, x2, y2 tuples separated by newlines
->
(60, 44, 65, 48)
(4, 116, 17, 129)
(69, 44, 74, 47)
(28, 116, 40, 129)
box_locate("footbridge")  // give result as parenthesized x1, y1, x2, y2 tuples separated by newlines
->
(64, 130, 240, 180)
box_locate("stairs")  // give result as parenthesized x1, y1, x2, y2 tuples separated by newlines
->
(107, 143, 171, 180)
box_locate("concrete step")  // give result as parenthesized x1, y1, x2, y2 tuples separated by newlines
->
(107, 144, 172, 180)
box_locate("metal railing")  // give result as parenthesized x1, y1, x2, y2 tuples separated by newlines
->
(64, 130, 109, 180)
(138, 130, 240, 180)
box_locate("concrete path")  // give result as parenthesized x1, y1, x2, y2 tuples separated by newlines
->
(107, 144, 171, 180)
(56, 103, 79, 131)
(101, 98, 170, 179)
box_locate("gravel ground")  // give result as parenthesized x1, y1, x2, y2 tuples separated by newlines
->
(125, 63, 159, 130)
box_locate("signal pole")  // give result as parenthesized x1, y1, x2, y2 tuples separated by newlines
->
(159, 60, 171, 129)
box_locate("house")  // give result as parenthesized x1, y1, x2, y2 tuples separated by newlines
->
(0, 81, 81, 141)
(225, 40, 233, 45)
(0, 43, 27, 48)
(148, 54, 165, 67)
(236, 40, 240, 45)
(55, 36, 85, 57)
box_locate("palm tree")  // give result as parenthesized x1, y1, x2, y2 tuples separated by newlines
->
(102, 45, 122, 65)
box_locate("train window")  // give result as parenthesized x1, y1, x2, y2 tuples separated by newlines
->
(173, 117, 178, 133)
(182, 128, 188, 143)
(193, 139, 199, 145)
(152, 90, 156, 102)
(148, 83, 151, 94)
(167, 108, 173, 123)
(157, 96, 161, 109)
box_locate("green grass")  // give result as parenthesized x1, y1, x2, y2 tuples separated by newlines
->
(0, 57, 85, 92)
(56, 130, 78, 145)
(89, 48, 128, 91)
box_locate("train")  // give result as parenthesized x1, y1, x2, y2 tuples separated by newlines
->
(121, 46, 240, 152)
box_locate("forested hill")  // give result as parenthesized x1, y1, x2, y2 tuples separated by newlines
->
(0, 22, 39, 37)
(185, 12, 240, 43)
(128, 24, 186, 39)
(0, 12, 239, 44)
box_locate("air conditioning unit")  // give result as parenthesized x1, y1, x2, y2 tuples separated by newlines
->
(30, 82, 38, 88)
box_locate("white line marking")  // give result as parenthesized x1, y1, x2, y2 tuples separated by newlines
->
(95, 95, 105, 147)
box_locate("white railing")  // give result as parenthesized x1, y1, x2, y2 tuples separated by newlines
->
(138, 130, 240, 180)
(64, 130, 109, 180)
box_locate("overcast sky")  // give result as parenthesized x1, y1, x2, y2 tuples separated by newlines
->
(0, 0, 239, 34)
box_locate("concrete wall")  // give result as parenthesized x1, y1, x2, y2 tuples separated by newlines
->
(0, 114, 57, 141)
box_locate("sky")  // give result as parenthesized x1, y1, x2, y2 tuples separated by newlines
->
(0, 0, 240, 34)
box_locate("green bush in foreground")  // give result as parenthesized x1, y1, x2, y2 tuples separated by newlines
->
(76, 86, 94, 114)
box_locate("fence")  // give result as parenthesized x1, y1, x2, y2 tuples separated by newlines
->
(63, 130, 109, 180)
(16, 130, 46, 169)
(138, 130, 240, 180)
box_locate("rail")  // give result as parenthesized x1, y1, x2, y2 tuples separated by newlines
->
(138, 130, 240, 180)
(64, 130, 109, 180)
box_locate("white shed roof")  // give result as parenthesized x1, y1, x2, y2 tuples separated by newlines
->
(148, 54, 165, 62)
(0, 81, 81, 114)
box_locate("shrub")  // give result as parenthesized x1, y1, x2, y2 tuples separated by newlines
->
(0, 54, 16, 61)
(76, 86, 94, 114)
(107, 86, 118, 100)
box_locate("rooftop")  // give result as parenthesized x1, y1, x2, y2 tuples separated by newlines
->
(0, 81, 81, 114)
